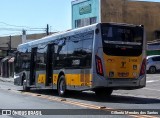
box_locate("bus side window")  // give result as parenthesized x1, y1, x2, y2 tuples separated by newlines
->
(54, 39, 67, 68)
(82, 38, 93, 67)
(36, 46, 47, 71)
(15, 53, 21, 73)
(67, 35, 83, 68)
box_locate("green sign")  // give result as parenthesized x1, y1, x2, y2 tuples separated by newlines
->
(79, 4, 92, 15)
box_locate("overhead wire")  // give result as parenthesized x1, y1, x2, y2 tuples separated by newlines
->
(0, 21, 45, 30)
(0, 32, 21, 36)
(0, 28, 45, 31)
(0, 21, 48, 36)
(0, 21, 61, 37)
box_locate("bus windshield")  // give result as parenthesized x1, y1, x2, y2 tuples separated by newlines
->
(101, 24, 144, 56)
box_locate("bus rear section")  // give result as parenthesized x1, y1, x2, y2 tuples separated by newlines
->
(92, 23, 146, 94)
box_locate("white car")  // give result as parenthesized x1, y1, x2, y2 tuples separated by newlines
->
(146, 55, 160, 74)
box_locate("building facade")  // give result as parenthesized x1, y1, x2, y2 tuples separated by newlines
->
(72, 0, 160, 41)
(0, 33, 49, 77)
(0, 33, 48, 57)
(72, 0, 100, 29)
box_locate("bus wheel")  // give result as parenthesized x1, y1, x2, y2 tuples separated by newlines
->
(23, 80, 30, 92)
(58, 76, 66, 97)
(95, 88, 113, 97)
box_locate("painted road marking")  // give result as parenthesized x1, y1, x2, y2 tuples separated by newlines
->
(0, 88, 158, 118)
(0, 88, 159, 118)
(147, 80, 159, 83)
(143, 88, 160, 92)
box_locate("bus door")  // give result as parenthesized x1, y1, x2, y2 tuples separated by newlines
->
(46, 44, 55, 86)
(30, 48, 37, 85)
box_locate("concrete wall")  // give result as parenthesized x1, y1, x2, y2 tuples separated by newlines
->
(0, 33, 50, 59)
(0, 33, 47, 50)
(0, 36, 22, 50)
(101, 0, 125, 23)
(101, 0, 160, 41)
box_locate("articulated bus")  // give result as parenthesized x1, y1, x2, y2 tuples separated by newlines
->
(14, 23, 146, 97)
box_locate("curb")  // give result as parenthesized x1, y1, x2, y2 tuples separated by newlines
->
(0, 78, 14, 83)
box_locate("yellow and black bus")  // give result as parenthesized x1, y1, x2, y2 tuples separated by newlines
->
(14, 23, 146, 97)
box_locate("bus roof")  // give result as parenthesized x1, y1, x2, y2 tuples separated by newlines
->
(17, 23, 99, 51)
(17, 22, 143, 52)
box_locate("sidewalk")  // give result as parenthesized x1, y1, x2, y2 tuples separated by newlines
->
(0, 77, 14, 83)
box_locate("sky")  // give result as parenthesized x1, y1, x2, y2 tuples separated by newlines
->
(0, 0, 72, 36)
(0, 0, 159, 37)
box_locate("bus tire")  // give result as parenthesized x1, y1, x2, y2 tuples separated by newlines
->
(95, 88, 113, 97)
(23, 80, 30, 92)
(21, 74, 26, 86)
(58, 76, 67, 97)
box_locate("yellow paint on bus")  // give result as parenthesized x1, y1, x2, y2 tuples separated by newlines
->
(52, 74, 92, 87)
(37, 74, 46, 84)
(104, 54, 142, 79)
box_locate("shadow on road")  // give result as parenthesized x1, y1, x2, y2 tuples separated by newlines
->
(147, 71, 160, 74)
(19, 89, 160, 104)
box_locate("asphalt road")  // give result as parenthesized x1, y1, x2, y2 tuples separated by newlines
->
(0, 74, 160, 118)
(114, 74, 160, 99)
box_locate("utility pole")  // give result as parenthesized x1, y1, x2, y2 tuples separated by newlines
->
(9, 35, 11, 51)
(22, 30, 26, 43)
(46, 24, 49, 35)
(7, 35, 11, 56)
